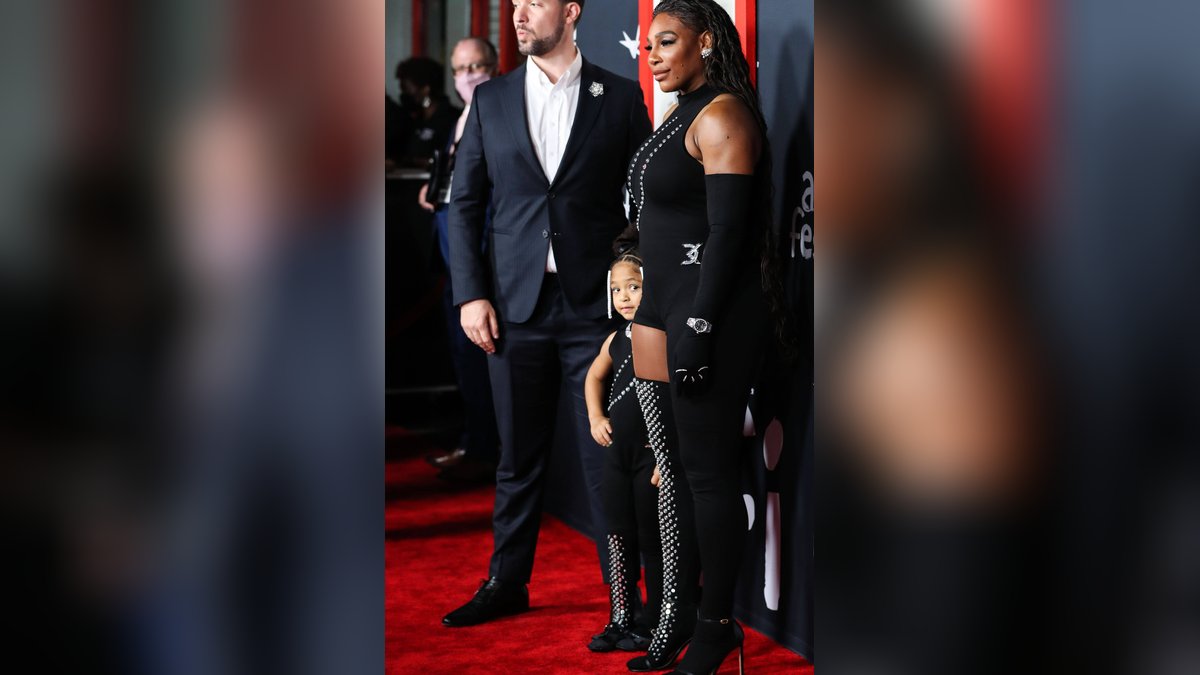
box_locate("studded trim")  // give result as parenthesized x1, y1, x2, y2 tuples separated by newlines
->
(608, 354, 635, 412)
(606, 533, 636, 629)
(636, 379, 686, 662)
(627, 115, 686, 231)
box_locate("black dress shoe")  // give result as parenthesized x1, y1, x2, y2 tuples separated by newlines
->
(436, 458, 497, 484)
(426, 448, 466, 469)
(616, 625, 652, 652)
(588, 623, 630, 652)
(442, 578, 529, 627)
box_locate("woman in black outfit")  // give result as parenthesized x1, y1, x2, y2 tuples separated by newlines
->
(626, 1, 774, 672)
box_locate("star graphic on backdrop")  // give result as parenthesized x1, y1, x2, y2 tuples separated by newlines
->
(619, 26, 639, 59)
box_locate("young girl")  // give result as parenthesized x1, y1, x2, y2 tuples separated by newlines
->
(584, 252, 662, 652)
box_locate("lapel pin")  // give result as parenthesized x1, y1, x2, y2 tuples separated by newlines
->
(589, 82, 604, 98)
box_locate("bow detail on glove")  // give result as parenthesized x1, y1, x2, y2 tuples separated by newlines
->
(673, 330, 713, 396)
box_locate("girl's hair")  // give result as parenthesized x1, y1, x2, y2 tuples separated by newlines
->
(611, 250, 643, 270)
(651, 0, 799, 360)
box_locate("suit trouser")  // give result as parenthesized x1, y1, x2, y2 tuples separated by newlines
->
(434, 208, 499, 462)
(487, 274, 614, 584)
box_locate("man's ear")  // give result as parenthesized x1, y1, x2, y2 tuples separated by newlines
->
(566, 1, 582, 26)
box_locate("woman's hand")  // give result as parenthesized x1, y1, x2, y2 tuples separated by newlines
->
(673, 330, 713, 396)
(590, 416, 613, 447)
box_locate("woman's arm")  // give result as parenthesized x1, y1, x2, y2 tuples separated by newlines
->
(688, 95, 762, 321)
(672, 97, 763, 394)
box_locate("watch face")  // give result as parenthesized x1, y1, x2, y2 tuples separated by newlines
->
(693, 318, 710, 333)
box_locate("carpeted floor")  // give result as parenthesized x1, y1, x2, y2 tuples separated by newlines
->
(386, 433, 813, 674)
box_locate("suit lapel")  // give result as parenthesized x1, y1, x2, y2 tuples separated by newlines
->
(551, 60, 605, 188)
(500, 65, 548, 184)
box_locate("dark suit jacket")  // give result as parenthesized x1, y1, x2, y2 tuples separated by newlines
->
(448, 58, 652, 323)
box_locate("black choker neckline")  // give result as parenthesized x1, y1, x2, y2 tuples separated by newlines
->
(676, 82, 715, 104)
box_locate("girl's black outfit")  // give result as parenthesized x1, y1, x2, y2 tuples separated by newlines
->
(627, 82, 770, 666)
(595, 323, 661, 648)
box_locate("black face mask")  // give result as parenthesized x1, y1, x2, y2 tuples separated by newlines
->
(399, 92, 421, 111)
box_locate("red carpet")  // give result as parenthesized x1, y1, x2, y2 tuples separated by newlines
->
(386, 435, 813, 674)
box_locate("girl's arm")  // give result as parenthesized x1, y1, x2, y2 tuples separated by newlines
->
(586, 332, 617, 446)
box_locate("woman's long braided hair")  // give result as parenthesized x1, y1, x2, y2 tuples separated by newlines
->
(652, 0, 798, 361)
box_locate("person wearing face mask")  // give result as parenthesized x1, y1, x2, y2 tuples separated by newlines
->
(417, 38, 503, 480)
(395, 57, 461, 170)
(418, 38, 500, 212)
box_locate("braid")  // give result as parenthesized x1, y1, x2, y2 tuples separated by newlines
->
(652, 0, 800, 361)
(612, 250, 644, 269)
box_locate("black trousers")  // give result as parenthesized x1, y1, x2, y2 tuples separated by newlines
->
(603, 439, 661, 618)
(666, 277, 769, 619)
(435, 208, 499, 461)
(486, 275, 614, 583)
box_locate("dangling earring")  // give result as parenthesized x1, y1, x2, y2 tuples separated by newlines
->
(700, 47, 712, 59)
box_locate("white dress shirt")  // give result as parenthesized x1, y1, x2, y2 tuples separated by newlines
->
(525, 48, 583, 273)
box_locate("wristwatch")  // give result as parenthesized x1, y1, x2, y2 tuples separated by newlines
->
(686, 317, 713, 334)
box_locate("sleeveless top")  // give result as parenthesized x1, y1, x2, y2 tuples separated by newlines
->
(606, 323, 647, 447)
(626, 84, 722, 330)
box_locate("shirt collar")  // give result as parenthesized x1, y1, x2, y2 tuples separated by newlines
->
(526, 47, 584, 90)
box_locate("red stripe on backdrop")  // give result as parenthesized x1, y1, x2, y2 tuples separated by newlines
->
(412, 0, 426, 56)
(639, 0, 655, 119)
(972, 0, 1045, 223)
(498, 0, 519, 73)
(735, 0, 756, 86)
(470, 0, 490, 40)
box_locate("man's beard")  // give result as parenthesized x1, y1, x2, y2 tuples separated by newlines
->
(517, 22, 565, 57)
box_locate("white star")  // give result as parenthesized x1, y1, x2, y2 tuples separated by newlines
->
(619, 27, 639, 60)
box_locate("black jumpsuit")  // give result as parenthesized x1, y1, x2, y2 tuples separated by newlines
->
(601, 323, 662, 629)
(628, 83, 770, 620)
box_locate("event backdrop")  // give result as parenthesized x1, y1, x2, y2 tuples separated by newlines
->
(542, 0, 814, 660)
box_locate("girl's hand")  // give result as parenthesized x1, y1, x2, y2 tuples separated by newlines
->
(651, 464, 661, 488)
(590, 417, 613, 447)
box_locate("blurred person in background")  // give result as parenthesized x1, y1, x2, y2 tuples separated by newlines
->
(0, 159, 175, 675)
(816, 0, 1045, 673)
(144, 1, 384, 673)
(442, 0, 653, 629)
(386, 93, 411, 168)
(394, 57, 461, 170)
(0, 1, 380, 673)
(417, 37, 501, 480)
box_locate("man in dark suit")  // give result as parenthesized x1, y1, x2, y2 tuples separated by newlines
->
(442, 0, 652, 627)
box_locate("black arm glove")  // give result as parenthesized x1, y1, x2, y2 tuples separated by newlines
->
(673, 330, 713, 396)
(672, 173, 756, 396)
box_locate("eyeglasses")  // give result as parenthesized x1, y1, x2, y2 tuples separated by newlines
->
(451, 62, 494, 75)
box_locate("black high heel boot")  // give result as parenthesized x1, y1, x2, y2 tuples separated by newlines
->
(589, 533, 639, 652)
(669, 617, 745, 675)
(628, 380, 696, 672)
